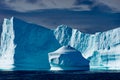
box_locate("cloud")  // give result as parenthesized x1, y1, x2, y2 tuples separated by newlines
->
(74, 0, 94, 5)
(1, 0, 41, 12)
(0, 0, 75, 12)
(0, 0, 120, 34)
(91, 3, 112, 12)
(73, 0, 115, 12)
(97, 0, 120, 12)
(0, 1, 10, 9)
(0, 0, 120, 12)
(26, 0, 38, 3)
(74, 0, 120, 13)
(0, 9, 120, 33)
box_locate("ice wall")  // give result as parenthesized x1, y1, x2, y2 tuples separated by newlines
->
(0, 17, 61, 70)
(54, 25, 120, 70)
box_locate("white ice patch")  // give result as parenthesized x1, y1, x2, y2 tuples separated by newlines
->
(0, 17, 16, 70)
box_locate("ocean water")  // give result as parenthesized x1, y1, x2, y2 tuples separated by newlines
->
(0, 70, 120, 80)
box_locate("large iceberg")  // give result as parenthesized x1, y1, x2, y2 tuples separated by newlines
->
(0, 17, 120, 71)
(48, 46, 89, 70)
(0, 17, 60, 70)
(54, 25, 120, 70)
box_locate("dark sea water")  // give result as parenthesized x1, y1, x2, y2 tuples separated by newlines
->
(0, 70, 120, 80)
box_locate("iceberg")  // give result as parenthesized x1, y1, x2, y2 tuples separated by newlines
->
(0, 17, 60, 70)
(0, 17, 120, 71)
(48, 46, 89, 70)
(54, 25, 120, 70)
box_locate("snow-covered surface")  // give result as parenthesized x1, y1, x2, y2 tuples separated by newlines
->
(54, 25, 120, 70)
(49, 46, 89, 70)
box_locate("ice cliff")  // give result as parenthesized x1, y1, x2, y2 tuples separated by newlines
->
(0, 17, 60, 70)
(54, 25, 120, 70)
(0, 17, 15, 70)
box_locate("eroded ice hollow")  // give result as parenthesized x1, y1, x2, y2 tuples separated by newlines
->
(48, 46, 89, 70)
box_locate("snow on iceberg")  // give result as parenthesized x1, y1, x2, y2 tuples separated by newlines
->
(0, 17, 16, 70)
(54, 25, 120, 70)
(48, 46, 89, 70)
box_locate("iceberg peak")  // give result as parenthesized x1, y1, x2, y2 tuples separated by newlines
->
(3, 17, 14, 25)
(57, 24, 71, 29)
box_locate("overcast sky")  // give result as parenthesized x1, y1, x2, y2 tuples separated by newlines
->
(0, 0, 120, 33)
(0, 0, 120, 12)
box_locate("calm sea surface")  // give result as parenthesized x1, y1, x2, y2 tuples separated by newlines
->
(0, 70, 120, 80)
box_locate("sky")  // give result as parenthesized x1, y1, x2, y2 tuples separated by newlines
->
(0, 0, 120, 33)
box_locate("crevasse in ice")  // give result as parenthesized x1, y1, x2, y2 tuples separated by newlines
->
(54, 25, 120, 70)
